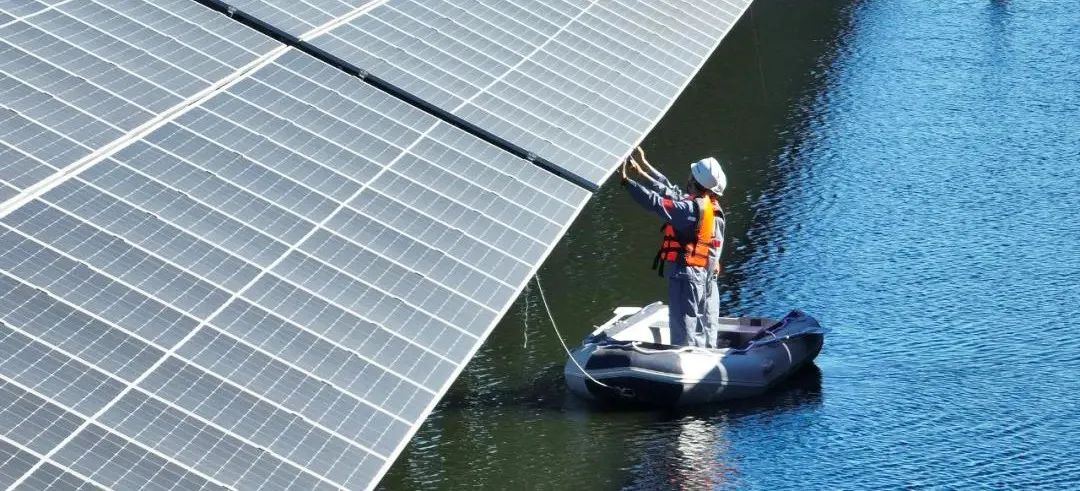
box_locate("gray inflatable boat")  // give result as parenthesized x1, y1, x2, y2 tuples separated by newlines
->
(564, 303, 825, 406)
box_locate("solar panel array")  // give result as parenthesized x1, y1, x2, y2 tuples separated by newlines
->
(196, 0, 754, 187)
(307, 0, 754, 187)
(0, 0, 752, 489)
(0, 0, 279, 202)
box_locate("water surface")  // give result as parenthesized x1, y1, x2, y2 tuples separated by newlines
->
(382, 0, 1080, 488)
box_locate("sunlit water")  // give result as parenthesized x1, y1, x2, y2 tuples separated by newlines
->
(381, 0, 1080, 488)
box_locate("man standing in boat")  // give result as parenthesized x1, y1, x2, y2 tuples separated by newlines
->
(621, 147, 726, 348)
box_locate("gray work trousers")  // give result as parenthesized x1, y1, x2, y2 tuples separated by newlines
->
(667, 269, 719, 348)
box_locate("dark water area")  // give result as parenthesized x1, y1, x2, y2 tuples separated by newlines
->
(381, 0, 1080, 488)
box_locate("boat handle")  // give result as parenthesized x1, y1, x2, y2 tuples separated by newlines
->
(629, 342, 694, 354)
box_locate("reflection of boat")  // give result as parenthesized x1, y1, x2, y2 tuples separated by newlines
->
(564, 303, 826, 406)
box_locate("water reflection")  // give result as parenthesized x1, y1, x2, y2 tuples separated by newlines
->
(623, 417, 736, 491)
(621, 366, 823, 490)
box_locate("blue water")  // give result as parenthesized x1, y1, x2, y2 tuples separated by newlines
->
(382, 1, 1080, 488)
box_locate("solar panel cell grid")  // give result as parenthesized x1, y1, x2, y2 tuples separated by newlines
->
(0, 325, 126, 416)
(0, 275, 164, 381)
(0, 225, 199, 348)
(4, 205, 232, 320)
(0, 438, 37, 488)
(0, 377, 83, 455)
(0, 184, 14, 203)
(135, 357, 383, 488)
(0, 0, 278, 193)
(51, 424, 223, 490)
(12, 462, 102, 491)
(0, 111, 89, 190)
(0, 0, 61, 21)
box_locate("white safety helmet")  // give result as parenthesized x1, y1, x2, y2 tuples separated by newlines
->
(689, 157, 727, 195)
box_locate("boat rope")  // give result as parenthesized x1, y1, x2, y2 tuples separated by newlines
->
(521, 284, 529, 349)
(750, 3, 770, 104)
(534, 275, 615, 390)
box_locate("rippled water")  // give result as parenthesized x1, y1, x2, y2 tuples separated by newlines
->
(381, 0, 1080, 488)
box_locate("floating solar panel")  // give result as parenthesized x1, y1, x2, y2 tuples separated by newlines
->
(0, 0, 279, 197)
(300, 0, 754, 187)
(0, 1, 752, 489)
(0, 47, 589, 490)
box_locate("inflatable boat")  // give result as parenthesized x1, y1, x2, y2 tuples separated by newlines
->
(564, 303, 826, 406)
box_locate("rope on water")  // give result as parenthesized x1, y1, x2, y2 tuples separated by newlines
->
(750, 3, 770, 104)
(534, 275, 614, 390)
(521, 284, 529, 349)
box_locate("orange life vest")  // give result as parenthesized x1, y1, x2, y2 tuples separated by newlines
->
(652, 197, 722, 275)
